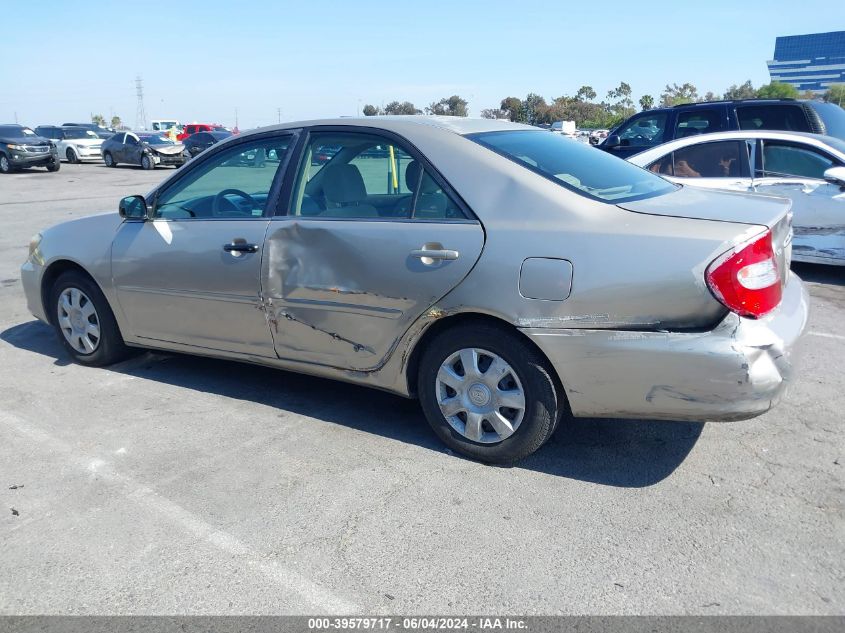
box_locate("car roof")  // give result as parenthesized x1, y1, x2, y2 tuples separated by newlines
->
(240, 116, 534, 139)
(628, 129, 845, 165)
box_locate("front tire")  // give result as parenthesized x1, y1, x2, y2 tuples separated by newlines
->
(103, 151, 116, 167)
(418, 324, 561, 464)
(141, 154, 154, 170)
(66, 148, 79, 164)
(0, 153, 13, 174)
(49, 271, 131, 367)
(46, 159, 60, 172)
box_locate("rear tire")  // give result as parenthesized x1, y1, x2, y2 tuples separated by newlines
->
(418, 324, 561, 464)
(103, 152, 116, 167)
(49, 271, 131, 367)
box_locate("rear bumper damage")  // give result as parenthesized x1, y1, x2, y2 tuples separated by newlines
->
(521, 272, 809, 422)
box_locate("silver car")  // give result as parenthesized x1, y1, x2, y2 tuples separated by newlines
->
(629, 130, 845, 266)
(21, 117, 809, 463)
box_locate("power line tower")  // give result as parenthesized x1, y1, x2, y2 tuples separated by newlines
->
(135, 75, 146, 130)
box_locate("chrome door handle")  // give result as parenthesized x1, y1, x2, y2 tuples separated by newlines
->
(410, 248, 459, 261)
(223, 242, 258, 253)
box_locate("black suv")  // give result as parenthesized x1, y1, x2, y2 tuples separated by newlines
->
(0, 124, 60, 174)
(599, 99, 845, 158)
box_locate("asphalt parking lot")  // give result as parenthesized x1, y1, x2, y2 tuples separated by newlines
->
(0, 163, 843, 615)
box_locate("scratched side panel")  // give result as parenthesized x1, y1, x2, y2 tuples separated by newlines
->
(262, 219, 484, 370)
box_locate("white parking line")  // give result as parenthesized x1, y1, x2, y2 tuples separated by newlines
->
(0, 409, 358, 614)
(807, 331, 845, 341)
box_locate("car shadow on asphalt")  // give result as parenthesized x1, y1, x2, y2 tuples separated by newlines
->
(792, 262, 845, 287)
(1, 320, 703, 487)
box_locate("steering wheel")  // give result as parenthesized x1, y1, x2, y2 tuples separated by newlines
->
(212, 188, 258, 217)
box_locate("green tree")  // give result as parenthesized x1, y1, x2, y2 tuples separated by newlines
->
(480, 108, 508, 119)
(521, 93, 548, 125)
(824, 84, 845, 106)
(639, 95, 654, 111)
(500, 97, 524, 122)
(362, 104, 381, 116)
(756, 82, 799, 99)
(384, 101, 421, 115)
(723, 80, 757, 100)
(660, 82, 699, 106)
(91, 114, 106, 126)
(426, 95, 469, 117)
(576, 85, 596, 101)
(110, 115, 122, 129)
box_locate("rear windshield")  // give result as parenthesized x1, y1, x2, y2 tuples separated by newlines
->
(811, 102, 845, 140)
(469, 130, 676, 203)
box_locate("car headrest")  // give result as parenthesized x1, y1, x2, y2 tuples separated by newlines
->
(405, 160, 439, 194)
(322, 164, 367, 204)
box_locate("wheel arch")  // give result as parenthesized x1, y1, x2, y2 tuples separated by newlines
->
(403, 311, 564, 399)
(40, 260, 105, 326)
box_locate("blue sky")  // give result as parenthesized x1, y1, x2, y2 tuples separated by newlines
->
(0, 0, 838, 129)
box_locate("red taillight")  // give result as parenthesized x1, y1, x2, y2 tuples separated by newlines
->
(706, 230, 782, 319)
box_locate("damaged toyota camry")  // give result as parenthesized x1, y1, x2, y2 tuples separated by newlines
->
(21, 117, 809, 463)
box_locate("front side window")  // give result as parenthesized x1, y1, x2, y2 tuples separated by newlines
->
(616, 113, 668, 148)
(649, 141, 745, 178)
(290, 132, 463, 219)
(471, 130, 676, 203)
(154, 135, 292, 219)
(126, 135, 139, 146)
(674, 109, 724, 138)
(759, 141, 835, 179)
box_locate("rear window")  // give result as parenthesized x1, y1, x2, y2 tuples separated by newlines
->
(469, 130, 676, 203)
(810, 102, 845, 140)
(736, 104, 810, 133)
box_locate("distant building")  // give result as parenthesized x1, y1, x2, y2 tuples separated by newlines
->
(767, 31, 845, 93)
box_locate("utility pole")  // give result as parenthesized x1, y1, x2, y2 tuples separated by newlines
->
(135, 75, 146, 130)
(277, 108, 281, 124)
(14, 111, 18, 124)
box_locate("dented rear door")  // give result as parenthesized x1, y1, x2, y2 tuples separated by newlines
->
(262, 217, 484, 370)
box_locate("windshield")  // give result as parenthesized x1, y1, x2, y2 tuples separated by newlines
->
(140, 134, 174, 144)
(63, 128, 98, 140)
(469, 130, 677, 203)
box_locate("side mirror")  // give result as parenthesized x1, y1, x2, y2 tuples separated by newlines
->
(604, 134, 621, 148)
(119, 195, 148, 220)
(823, 166, 845, 186)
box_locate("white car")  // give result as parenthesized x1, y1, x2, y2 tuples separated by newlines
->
(34, 125, 103, 163)
(629, 130, 845, 266)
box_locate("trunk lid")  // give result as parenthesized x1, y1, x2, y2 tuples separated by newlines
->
(618, 184, 789, 228)
(620, 184, 793, 293)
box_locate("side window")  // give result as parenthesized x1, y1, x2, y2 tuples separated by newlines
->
(151, 122, 160, 131)
(617, 113, 668, 148)
(154, 135, 292, 220)
(112, 133, 125, 144)
(674, 109, 724, 138)
(290, 132, 464, 220)
(759, 141, 835, 179)
(126, 135, 138, 145)
(647, 156, 674, 176)
(669, 141, 745, 178)
(737, 105, 810, 133)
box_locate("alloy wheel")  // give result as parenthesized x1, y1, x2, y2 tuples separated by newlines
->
(435, 348, 526, 444)
(56, 287, 101, 354)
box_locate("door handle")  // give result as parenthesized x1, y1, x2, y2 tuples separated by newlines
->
(410, 248, 459, 261)
(223, 241, 258, 254)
